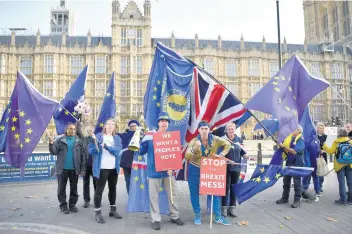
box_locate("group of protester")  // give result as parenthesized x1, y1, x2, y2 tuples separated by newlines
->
(47, 114, 352, 230)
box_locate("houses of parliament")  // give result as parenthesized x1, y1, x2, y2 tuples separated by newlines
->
(0, 0, 351, 137)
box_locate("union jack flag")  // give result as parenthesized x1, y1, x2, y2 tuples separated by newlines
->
(176, 66, 251, 180)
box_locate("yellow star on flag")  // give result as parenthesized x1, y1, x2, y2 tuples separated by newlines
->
(11, 126, 16, 132)
(64, 111, 69, 115)
(99, 123, 104, 127)
(293, 96, 296, 100)
(133, 165, 138, 171)
(156, 102, 160, 107)
(263, 177, 271, 184)
(19, 111, 25, 117)
(27, 128, 33, 135)
(288, 86, 292, 92)
(285, 106, 291, 111)
(25, 119, 31, 125)
(256, 177, 261, 183)
(0, 125, 5, 131)
(24, 137, 31, 143)
(272, 81, 278, 86)
(281, 76, 286, 80)
(106, 92, 111, 97)
(278, 98, 282, 104)
(20, 143, 23, 149)
(157, 80, 161, 85)
(134, 176, 139, 182)
(7, 108, 11, 113)
(14, 133, 20, 139)
(6, 117, 9, 122)
(273, 76, 279, 80)
(138, 156, 142, 161)
(153, 95, 157, 100)
(140, 184, 145, 189)
(12, 116, 18, 122)
(292, 110, 297, 117)
(260, 167, 265, 173)
(252, 177, 257, 182)
(72, 111, 77, 116)
(159, 187, 164, 192)
(153, 87, 158, 92)
(274, 87, 280, 92)
(275, 173, 281, 179)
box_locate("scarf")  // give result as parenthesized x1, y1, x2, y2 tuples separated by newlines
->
(197, 134, 213, 157)
(282, 133, 302, 160)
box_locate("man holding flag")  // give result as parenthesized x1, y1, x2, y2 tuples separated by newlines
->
(276, 125, 305, 208)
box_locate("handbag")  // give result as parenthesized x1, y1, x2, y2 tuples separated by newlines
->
(316, 154, 329, 176)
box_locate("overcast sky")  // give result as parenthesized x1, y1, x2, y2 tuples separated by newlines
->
(0, 0, 305, 44)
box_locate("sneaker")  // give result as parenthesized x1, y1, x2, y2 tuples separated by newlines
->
(60, 206, 69, 214)
(152, 221, 161, 230)
(276, 198, 288, 204)
(69, 206, 78, 213)
(194, 214, 201, 226)
(316, 192, 321, 197)
(347, 201, 352, 205)
(171, 218, 184, 226)
(214, 216, 231, 226)
(335, 199, 347, 205)
(83, 202, 89, 208)
(291, 201, 300, 208)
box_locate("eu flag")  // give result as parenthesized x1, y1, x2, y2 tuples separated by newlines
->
(127, 141, 169, 214)
(94, 72, 116, 134)
(0, 98, 12, 152)
(235, 164, 313, 204)
(53, 65, 88, 134)
(245, 55, 330, 142)
(144, 42, 194, 143)
(253, 117, 279, 137)
(2, 72, 59, 174)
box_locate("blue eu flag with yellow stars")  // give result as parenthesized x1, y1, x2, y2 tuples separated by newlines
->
(245, 55, 330, 142)
(144, 42, 193, 143)
(235, 164, 313, 204)
(1, 72, 58, 175)
(0, 95, 13, 152)
(94, 72, 116, 134)
(53, 65, 88, 134)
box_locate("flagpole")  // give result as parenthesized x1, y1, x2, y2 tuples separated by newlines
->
(276, 0, 282, 69)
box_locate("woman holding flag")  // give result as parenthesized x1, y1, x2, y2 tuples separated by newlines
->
(88, 118, 123, 223)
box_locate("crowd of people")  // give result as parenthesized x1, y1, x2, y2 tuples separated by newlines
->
(47, 116, 352, 230)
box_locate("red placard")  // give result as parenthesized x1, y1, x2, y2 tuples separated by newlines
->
(153, 131, 183, 172)
(199, 157, 227, 196)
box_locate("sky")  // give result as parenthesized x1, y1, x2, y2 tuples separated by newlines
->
(0, 0, 305, 44)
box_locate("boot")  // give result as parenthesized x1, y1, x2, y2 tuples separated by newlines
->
(276, 198, 288, 204)
(95, 209, 105, 223)
(228, 206, 237, 218)
(109, 205, 122, 219)
(291, 200, 301, 208)
(221, 206, 228, 217)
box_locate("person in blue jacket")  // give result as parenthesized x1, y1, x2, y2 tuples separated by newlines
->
(139, 112, 184, 231)
(88, 118, 122, 223)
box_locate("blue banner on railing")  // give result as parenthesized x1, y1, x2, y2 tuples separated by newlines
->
(0, 153, 56, 183)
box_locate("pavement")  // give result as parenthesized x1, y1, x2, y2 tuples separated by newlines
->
(1, 162, 352, 234)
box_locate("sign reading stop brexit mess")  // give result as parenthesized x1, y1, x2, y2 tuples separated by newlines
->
(0, 153, 56, 183)
(153, 131, 183, 172)
(199, 158, 227, 196)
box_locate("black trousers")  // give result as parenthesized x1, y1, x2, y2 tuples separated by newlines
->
(123, 167, 132, 194)
(94, 169, 118, 209)
(83, 166, 96, 203)
(57, 169, 79, 209)
(282, 175, 302, 202)
(222, 171, 240, 206)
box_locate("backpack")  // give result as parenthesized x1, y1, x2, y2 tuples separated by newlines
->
(336, 141, 352, 164)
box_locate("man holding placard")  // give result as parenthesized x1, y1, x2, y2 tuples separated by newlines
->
(185, 121, 231, 226)
(139, 112, 184, 230)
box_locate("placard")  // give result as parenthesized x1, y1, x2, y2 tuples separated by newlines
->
(199, 157, 227, 196)
(153, 131, 183, 172)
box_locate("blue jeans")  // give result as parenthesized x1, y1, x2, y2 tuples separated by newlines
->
(188, 163, 221, 216)
(336, 166, 352, 202)
(302, 171, 320, 194)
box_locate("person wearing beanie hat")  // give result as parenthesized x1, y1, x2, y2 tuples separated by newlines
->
(185, 120, 232, 226)
(139, 112, 184, 230)
(117, 119, 141, 194)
